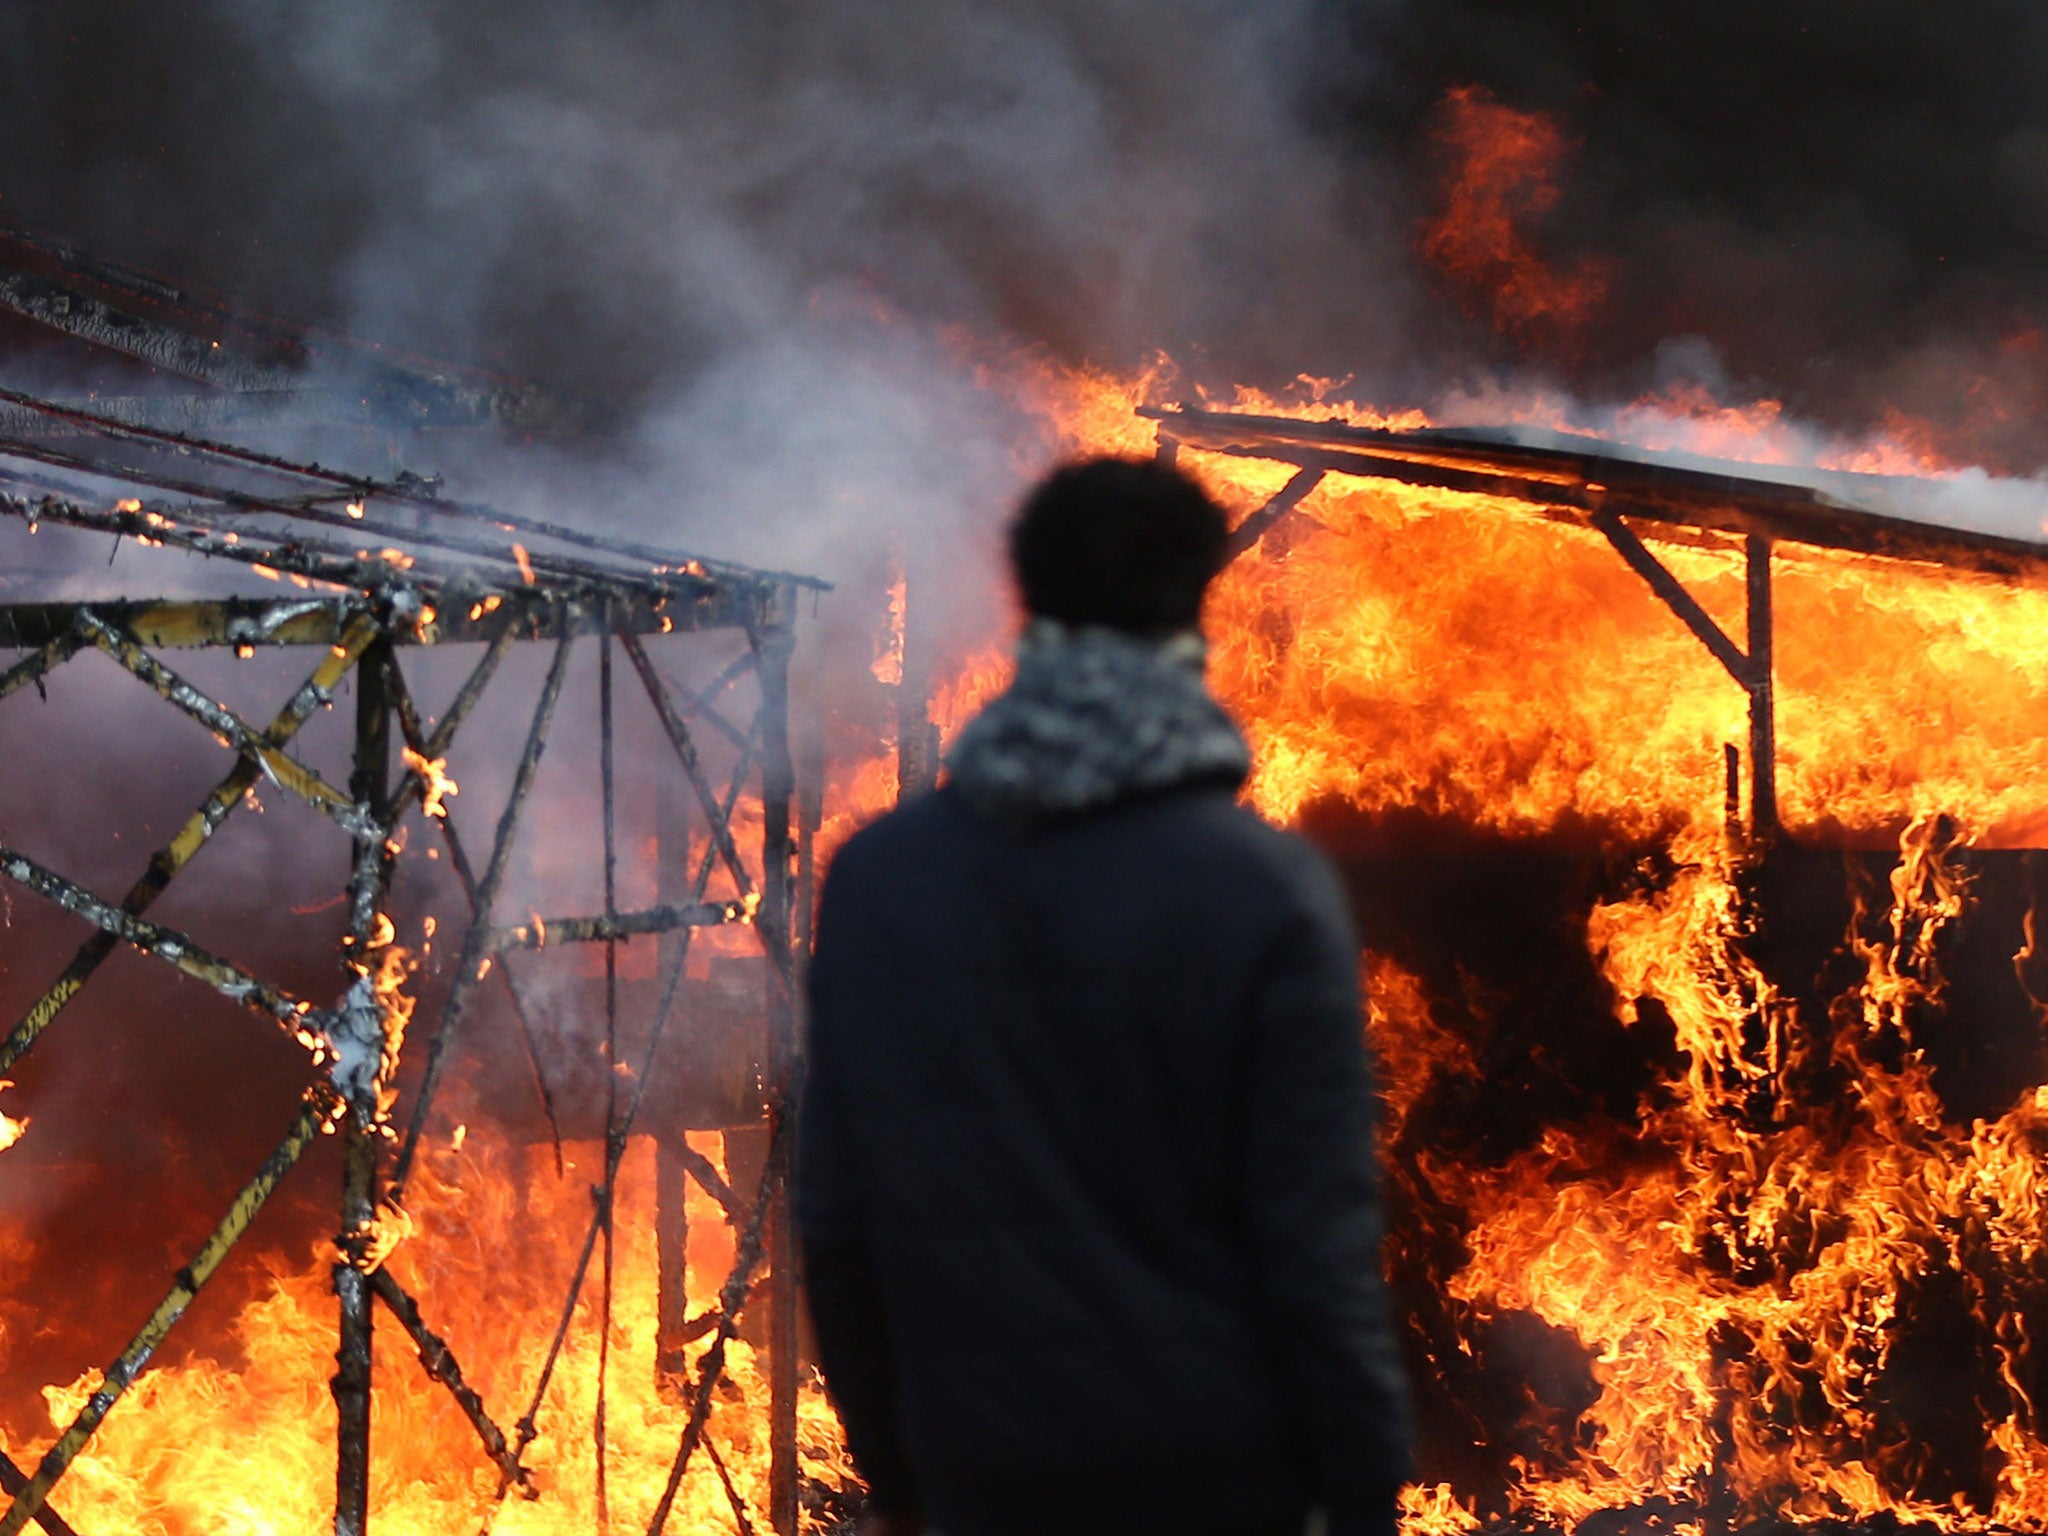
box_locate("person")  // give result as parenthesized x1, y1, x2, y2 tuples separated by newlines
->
(794, 457, 1411, 1536)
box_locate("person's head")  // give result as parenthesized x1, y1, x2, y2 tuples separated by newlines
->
(1007, 457, 1231, 637)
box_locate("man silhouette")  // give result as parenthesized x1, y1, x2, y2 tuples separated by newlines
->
(796, 457, 1410, 1536)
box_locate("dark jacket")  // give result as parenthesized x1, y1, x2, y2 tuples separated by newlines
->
(795, 781, 1411, 1536)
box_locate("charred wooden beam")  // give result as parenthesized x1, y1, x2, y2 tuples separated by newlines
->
(0, 628, 84, 703)
(379, 643, 564, 1165)
(1144, 405, 2048, 585)
(0, 392, 310, 439)
(661, 648, 755, 753)
(389, 627, 574, 1200)
(0, 268, 297, 392)
(77, 613, 374, 838)
(645, 1101, 795, 1536)
(0, 489, 735, 637)
(0, 1454, 78, 1536)
(1224, 467, 1326, 562)
(0, 614, 376, 1078)
(752, 607, 802, 1536)
(621, 628, 756, 901)
(0, 427, 709, 605)
(0, 219, 520, 430)
(0, 588, 724, 650)
(706, 1441, 760, 1536)
(0, 269, 522, 431)
(0, 842, 331, 1048)
(0, 489, 449, 607)
(368, 1269, 534, 1494)
(1, 597, 359, 651)
(486, 719, 762, 1524)
(0, 383, 825, 595)
(596, 617, 621, 1533)
(1588, 509, 1753, 686)
(488, 902, 748, 952)
(334, 637, 395, 1536)
(0, 1101, 329, 1536)
(671, 1141, 743, 1224)
(1747, 536, 1778, 838)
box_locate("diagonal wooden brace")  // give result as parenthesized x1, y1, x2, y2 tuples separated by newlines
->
(76, 612, 374, 838)
(1225, 466, 1326, 562)
(0, 843, 331, 1050)
(0, 628, 86, 705)
(0, 1454, 78, 1536)
(619, 629, 753, 900)
(389, 627, 575, 1199)
(369, 1268, 534, 1495)
(0, 1101, 328, 1536)
(0, 614, 377, 1078)
(1588, 506, 1754, 686)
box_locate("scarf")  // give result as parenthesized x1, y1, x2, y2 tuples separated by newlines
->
(945, 620, 1251, 823)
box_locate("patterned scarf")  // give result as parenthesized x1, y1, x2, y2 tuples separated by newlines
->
(945, 619, 1251, 823)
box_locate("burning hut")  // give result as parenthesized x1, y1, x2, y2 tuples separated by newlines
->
(0, 226, 850, 1536)
(1099, 400, 2048, 1536)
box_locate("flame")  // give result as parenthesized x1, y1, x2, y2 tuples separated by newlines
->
(0, 1082, 26, 1154)
(1420, 85, 1610, 344)
(400, 746, 459, 820)
(2, 1132, 852, 1532)
(872, 569, 907, 687)
(960, 356, 2048, 1533)
(11, 341, 2048, 1535)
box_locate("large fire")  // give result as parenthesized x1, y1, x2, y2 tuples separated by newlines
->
(9, 338, 2048, 1536)
(1037, 369, 2048, 1534)
(799, 345, 2048, 1533)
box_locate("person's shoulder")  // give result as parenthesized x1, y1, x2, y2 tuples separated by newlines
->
(1128, 789, 1346, 907)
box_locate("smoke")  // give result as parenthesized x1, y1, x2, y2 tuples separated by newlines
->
(5, 4, 2044, 499)
(1349, 1, 2048, 469)
(0, 2, 1412, 395)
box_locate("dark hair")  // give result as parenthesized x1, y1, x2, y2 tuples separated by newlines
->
(1008, 457, 1231, 633)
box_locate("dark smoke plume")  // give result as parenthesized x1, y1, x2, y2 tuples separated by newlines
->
(6, 2, 2047, 471)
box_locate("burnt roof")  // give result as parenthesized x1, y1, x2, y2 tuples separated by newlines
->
(1146, 405, 2048, 584)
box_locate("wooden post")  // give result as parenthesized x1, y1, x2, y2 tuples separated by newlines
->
(756, 593, 802, 1536)
(888, 526, 941, 801)
(335, 638, 394, 1536)
(1745, 535, 1777, 839)
(654, 715, 692, 1392)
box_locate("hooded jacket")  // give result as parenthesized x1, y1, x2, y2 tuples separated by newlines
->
(795, 625, 1411, 1536)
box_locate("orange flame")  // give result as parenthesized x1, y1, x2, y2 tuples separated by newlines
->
(1421, 85, 1610, 344)
(400, 745, 459, 820)
(0, 1082, 26, 1155)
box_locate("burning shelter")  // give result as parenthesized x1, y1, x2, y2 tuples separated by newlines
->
(0, 228, 843, 1536)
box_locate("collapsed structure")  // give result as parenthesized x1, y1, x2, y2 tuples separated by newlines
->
(0, 224, 830, 1536)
